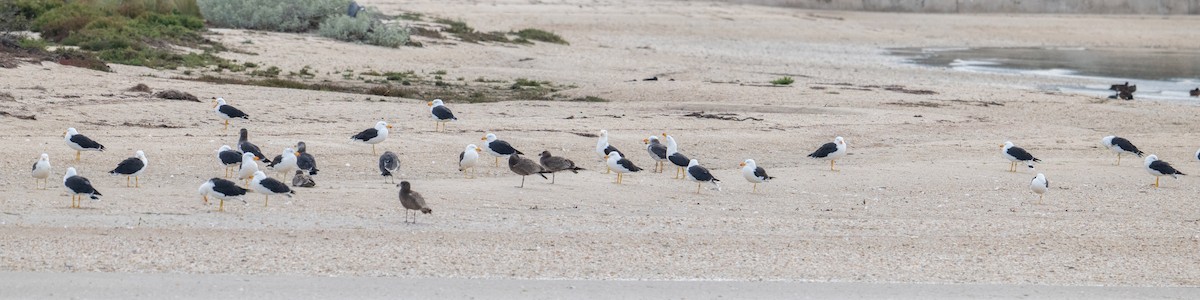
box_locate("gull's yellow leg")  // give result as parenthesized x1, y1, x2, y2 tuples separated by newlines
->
(76, 151, 80, 161)
(135, 176, 139, 188)
(753, 183, 758, 193)
(1155, 177, 1160, 188)
(1116, 153, 1121, 166)
(219, 199, 224, 212)
(264, 195, 269, 207)
(696, 183, 701, 194)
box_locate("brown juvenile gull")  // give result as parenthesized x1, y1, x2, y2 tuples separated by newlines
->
(508, 154, 549, 188)
(291, 170, 315, 187)
(398, 181, 432, 224)
(539, 150, 585, 184)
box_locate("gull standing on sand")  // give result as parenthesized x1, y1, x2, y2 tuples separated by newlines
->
(458, 144, 482, 178)
(1030, 173, 1048, 204)
(686, 159, 720, 193)
(1144, 154, 1185, 188)
(379, 151, 401, 183)
(109, 150, 147, 188)
(216, 145, 242, 178)
(238, 128, 270, 163)
(1101, 136, 1143, 166)
(508, 154, 549, 188)
(251, 170, 294, 207)
(212, 97, 248, 130)
(644, 136, 668, 173)
(201, 178, 247, 212)
(350, 121, 392, 155)
(740, 159, 774, 193)
(295, 141, 318, 175)
(1000, 141, 1038, 172)
(64, 128, 104, 161)
(663, 134, 690, 179)
(482, 133, 523, 167)
(605, 152, 642, 184)
(808, 136, 847, 171)
(32, 153, 51, 190)
(540, 150, 585, 184)
(596, 130, 621, 173)
(398, 181, 432, 224)
(429, 99, 456, 132)
(267, 148, 300, 181)
(63, 167, 101, 208)
(237, 152, 260, 185)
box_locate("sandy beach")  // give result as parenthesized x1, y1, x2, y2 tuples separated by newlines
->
(2, 0, 1200, 296)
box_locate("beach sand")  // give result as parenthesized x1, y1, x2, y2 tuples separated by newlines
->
(2, 0, 1199, 296)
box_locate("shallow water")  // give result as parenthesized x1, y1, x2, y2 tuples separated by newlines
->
(891, 47, 1200, 101)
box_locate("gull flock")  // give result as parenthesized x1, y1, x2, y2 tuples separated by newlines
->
(27, 97, 1196, 223)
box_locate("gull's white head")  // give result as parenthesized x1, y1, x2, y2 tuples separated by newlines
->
(1145, 154, 1159, 165)
(66, 128, 78, 136)
(135, 150, 146, 160)
(40, 153, 49, 161)
(218, 145, 232, 152)
(484, 133, 497, 142)
(253, 171, 267, 180)
(741, 159, 756, 168)
(1003, 141, 1014, 149)
(65, 167, 78, 177)
(242, 152, 258, 162)
(1101, 135, 1115, 147)
(466, 144, 480, 152)
(431, 99, 444, 106)
(376, 121, 391, 130)
(835, 136, 845, 145)
(687, 159, 701, 168)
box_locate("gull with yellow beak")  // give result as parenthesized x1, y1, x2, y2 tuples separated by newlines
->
(808, 136, 847, 171)
(212, 97, 248, 130)
(64, 127, 105, 161)
(605, 152, 642, 184)
(350, 121, 392, 155)
(482, 133, 523, 167)
(740, 159, 774, 193)
(428, 99, 456, 132)
(458, 144, 482, 178)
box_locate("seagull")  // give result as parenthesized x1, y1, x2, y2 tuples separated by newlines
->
(63, 167, 101, 208)
(251, 170, 294, 207)
(202, 177, 247, 212)
(291, 170, 315, 188)
(596, 130, 621, 173)
(379, 151, 400, 183)
(32, 153, 51, 190)
(398, 181, 432, 224)
(508, 154, 549, 188)
(237, 152, 260, 185)
(237, 128, 270, 163)
(1001, 141, 1039, 172)
(198, 179, 213, 205)
(351, 121, 392, 155)
(686, 159, 720, 193)
(216, 145, 242, 178)
(1030, 173, 1048, 204)
(740, 159, 774, 193)
(64, 128, 104, 161)
(109, 150, 148, 188)
(429, 99, 456, 132)
(212, 97, 248, 130)
(644, 136, 668, 173)
(1145, 154, 1185, 188)
(295, 141, 318, 175)
(482, 133, 523, 167)
(458, 144, 482, 178)
(662, 134, 690, 179)
(267, 148, 300, 181)
(808, 136, 847, 171)
(1101, 136, 1143, 166)
(605, 152, 642, 184)
(540, 150, 585, 184)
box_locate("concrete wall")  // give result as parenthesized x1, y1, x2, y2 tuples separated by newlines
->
(729, 0, 1200, 14)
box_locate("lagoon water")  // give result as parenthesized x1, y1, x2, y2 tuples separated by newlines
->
(892, 47, 1200, 101)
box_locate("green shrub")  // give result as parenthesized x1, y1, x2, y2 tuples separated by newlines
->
(513, 28, 567, 45)
(317, 13, 408, 48)
(770, 76, 795, 86)
(199, 0, 349, 32)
